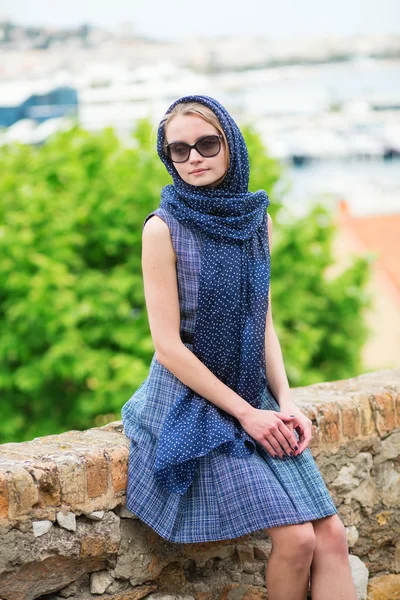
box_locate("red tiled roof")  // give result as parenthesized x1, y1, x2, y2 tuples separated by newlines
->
(337, 200, 400, 297)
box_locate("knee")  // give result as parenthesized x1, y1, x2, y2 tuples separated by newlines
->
(274, 524, 317, 567)
(315, 516, 349, 557)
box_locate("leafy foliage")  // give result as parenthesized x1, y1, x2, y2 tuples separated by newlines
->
(0, 121, 372, 442)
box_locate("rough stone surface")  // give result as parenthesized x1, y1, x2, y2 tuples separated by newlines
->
(89, 569, 113, 593)
(349, 555, 369, 600)
(0, 369, 398, 599)
(87, 510, 105, 521)
(32, 519, 53, 537)
(144, 595, 195, 600)
(367, 574, 400, 600)
(346, 525, 359, 547)
(0, 510, 120, 599)
(57, 510, 77, 531)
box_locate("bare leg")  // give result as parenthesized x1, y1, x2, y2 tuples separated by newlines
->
(264, 522, 316, 600)
(310, 515, 358, 600)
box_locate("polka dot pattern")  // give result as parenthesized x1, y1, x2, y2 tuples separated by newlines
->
(154, 95, 271, 494)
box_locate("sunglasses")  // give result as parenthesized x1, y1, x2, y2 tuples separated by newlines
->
(166, 134, 223, 163)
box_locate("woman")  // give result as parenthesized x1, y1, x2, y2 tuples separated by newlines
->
(121, 95, 357, 600)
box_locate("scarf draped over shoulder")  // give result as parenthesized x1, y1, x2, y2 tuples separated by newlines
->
(153, 95, 271, 494)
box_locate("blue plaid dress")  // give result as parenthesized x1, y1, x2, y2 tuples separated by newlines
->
(121, 207, 338, 544)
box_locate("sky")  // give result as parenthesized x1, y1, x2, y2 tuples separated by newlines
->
(1, 0, 400, 41)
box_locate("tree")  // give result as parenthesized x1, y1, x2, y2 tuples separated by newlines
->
(0, 122, 169, 442)
(0, 121, 372, 442)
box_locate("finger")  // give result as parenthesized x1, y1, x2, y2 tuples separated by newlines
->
(293, 427, 311, 455)
(277, 422, 299, 454)
(269, 413, 299, 454)
(274, 428, 294, 456)
(276, 414, 301, 440)
(276, 412, 297, 423)
(296, 430, 312, 453)
(260, 436, 282, 459)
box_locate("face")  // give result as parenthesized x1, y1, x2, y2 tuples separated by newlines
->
(164, 114, 228, 188)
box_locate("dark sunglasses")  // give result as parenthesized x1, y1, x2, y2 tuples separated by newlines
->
(166, 134, 223, 163)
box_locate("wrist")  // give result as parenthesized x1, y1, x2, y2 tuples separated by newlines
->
(278, 395, 297, 412)
(234, 399, 255, 422)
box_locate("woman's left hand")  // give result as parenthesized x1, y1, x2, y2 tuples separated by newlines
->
(279, 406, 313, 456)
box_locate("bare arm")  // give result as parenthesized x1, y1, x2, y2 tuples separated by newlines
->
(264, 213, 296, 412)
(262, 213, 313, 453)
(142, 214, 299, 457)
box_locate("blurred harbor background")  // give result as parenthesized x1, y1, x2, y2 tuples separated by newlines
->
(1, 19, 400, 216)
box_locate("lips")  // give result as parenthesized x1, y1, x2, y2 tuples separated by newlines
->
(190, 168, 208, 174)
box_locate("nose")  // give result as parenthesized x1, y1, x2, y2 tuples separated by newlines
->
(188, 147, 204, 163)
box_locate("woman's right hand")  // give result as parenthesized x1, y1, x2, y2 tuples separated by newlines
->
(239, 408, 299, 458)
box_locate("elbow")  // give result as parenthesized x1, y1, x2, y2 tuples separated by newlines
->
(155, 348, 167, 366)
(155, 340, 182, 368)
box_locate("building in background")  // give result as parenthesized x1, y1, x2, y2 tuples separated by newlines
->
(332, 200, 400, 370)
(0, 84, 78, 128)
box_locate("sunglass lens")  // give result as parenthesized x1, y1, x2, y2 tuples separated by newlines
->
(197, 136, 220, 156)
(169, 143, 190, 162)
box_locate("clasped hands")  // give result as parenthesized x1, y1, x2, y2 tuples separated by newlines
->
(239, 406, 312, 459)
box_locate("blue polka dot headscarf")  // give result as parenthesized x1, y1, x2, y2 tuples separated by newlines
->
(154, 95, 271, 494)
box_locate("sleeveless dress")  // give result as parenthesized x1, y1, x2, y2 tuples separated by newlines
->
(121, 207, 338, 544)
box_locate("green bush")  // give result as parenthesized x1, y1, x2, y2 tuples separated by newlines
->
(0, 121, 372, 442)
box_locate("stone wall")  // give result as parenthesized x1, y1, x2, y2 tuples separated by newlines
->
(0, 369, 399, 600)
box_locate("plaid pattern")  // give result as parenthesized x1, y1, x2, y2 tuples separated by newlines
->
(121, 207, 337, 543)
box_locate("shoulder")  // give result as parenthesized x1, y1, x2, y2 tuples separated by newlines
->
(142, 214, 176, 261)
(142, 214, 173, 245)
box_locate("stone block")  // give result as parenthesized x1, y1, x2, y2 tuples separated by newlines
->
(236, 544, 254, 564)
(217, 583, 267, 600)
(367, 574, 400, 599)
(32, 519, 53, 537)
(332, 453, 373, 494)
(28, 460, 61, 508)
(394, 391, 400, 428)
(85, 450, 109, 498)
(345, 525, 359, 547)
(347, 479, 377, 508)
(46, 583, 157, 600)
(340, 399, 361, 439)
(184, 541, 236, 566)
(373, 431, 400, 464)
(0, 555, 107, 600)
(56, 455, 88, 506)
(358, 396, 376, 437)
(349, 555, 368, 600)
(316, 402, 340, 444)
(371, 392, 396, 435)
(90, 569, 113, 593)
(375, 462, 400, 507)
(145, 595, 195, 600)
(86, 510, 105, 520)
(105, 446, 129, 493)
(252, 540, 271, 561)
(57, 510, 77, 531)
(113, 519, 179, 585)
(0, 472, 8, 519)
(6, 465, 38, 520)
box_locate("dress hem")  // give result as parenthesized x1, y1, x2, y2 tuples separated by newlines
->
(124, 498, 338, 545)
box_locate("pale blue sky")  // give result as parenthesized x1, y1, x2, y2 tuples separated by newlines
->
(1, 0, 399, 41)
